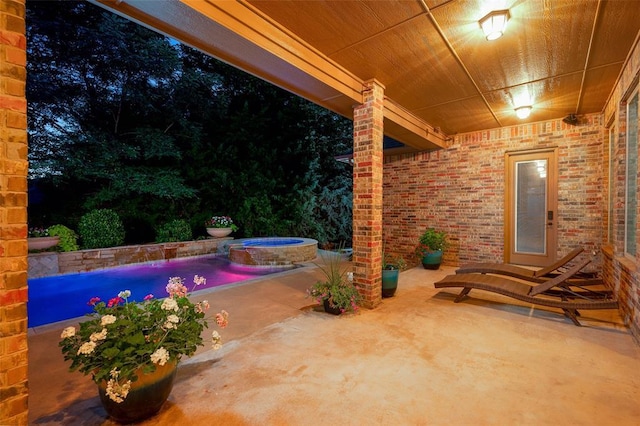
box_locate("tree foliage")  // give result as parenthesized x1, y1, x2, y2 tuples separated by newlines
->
(27, 0, 352, 245)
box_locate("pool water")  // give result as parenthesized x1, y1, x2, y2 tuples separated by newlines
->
(28, 255, 287, 328)
(242, 238, 304, 246)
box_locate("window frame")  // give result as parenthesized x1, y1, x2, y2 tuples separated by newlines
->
(624, 87, 638, 258)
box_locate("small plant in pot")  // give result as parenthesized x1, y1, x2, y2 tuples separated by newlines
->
(308, 248, 362, 315)
(382, 253, 406, 298)
(28, 226, 64, 251)
(205, 215, 239, 238)
(415, 228, 448, 270)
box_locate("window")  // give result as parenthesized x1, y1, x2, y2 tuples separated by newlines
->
(608, 125, 615, 243)
(625, 89, 638, 257)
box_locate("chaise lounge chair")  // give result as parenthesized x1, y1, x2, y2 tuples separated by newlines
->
(455, 247, 600, 284)
(434, 258, 618, 326)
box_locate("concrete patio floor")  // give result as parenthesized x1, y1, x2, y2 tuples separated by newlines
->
(28, 261, 640, 425)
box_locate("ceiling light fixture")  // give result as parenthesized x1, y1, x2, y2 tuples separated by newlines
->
(479, 10, 510, 41)
(515, 105, 532, 119)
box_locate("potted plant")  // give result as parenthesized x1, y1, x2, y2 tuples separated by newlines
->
(382, 253, 406, 297)
(415, 228, 448, 270)
(205, 215, 239, 238)
(308, 248, 362, 314)
(59, 275, 229, 423)
(28, 226, 60, 251)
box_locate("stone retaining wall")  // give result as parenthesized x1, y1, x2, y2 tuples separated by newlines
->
(28, 238, 231, 278)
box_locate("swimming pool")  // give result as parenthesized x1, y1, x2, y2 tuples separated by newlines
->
(28, 255, 288, 328)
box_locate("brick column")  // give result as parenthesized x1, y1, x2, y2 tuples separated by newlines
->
(0, 0, 29, 424)
(352, 79, 384, 308)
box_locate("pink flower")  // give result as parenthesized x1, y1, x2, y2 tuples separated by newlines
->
(143, 294, 154, 301)
(87, 297, 101, 306)
(193, 275, 206, 287)
(166, 277, 188, 298)
(195, 300, 210, 314)
(215, 310, 229, 328)
(107, 296, 124, 307)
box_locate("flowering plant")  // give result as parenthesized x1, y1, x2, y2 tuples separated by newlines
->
(59, 275, 229, 403)
(28, 227, 50, 237)
(307, 249, 362, 314)
(205, 215, 238, 231)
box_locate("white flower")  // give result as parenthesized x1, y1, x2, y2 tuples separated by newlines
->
(60, 327, 76, 339)
(161, 298, 179, 312)
(101, 314, 117, 326)
(90, 328, 108, 342)
(118, 290, 131, 299)
(77, 341, 96, 355)
(150, 347, 170, 366)
(163, 314, 180, 330)
(106, 369, 131, 403)
(193, 275, 206, 287)
(212, 330, 222, 350)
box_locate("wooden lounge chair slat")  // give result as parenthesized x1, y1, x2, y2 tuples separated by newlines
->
(533, 248, 584, 277)
(528, 258, 591, 296)
(456, 248, 585, 283)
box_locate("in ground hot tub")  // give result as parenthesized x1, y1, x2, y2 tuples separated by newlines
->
(225, 237, 318, 267)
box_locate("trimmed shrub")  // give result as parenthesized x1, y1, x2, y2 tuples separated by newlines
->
(47, 224, 79, 252)
(156, 219, 192, 243)
(78, 209, 125, 249)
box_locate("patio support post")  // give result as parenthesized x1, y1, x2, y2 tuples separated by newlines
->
(352, 79, 384, 308)
(0, 0, 29, 423)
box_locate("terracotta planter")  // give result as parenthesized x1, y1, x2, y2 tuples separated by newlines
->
(97, 361, 177, 423)
(28, 236, 60, 251)
(206, 227, 232, 238)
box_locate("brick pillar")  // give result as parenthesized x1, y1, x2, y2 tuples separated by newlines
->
(0, 0, 29, 424)
(352, 79, 384, 308)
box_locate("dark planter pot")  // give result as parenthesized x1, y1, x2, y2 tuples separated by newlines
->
(322, 298, 342, 315)
(381, 269, 400, 297)
(422, 250, 443, 270)
(97, 361, 177, 423)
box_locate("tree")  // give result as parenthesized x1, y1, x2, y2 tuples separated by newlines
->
(26, 0, 352, 245)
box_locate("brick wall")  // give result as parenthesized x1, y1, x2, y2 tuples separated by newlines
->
(0, 0, 28, 424)
(383, 114, 604, 269)
(601, 33, 640, 342)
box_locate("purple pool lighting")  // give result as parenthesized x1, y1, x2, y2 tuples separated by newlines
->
(28, 255, 287, 328)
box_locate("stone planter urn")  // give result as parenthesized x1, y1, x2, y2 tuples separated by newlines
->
(206, 227, 233, 238)
(28, 236, 60, 251)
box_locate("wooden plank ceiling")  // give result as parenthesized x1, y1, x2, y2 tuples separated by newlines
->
(94, 0, 640, 151)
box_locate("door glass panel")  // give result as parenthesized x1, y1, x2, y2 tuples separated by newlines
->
(515, 160, 547, 254)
